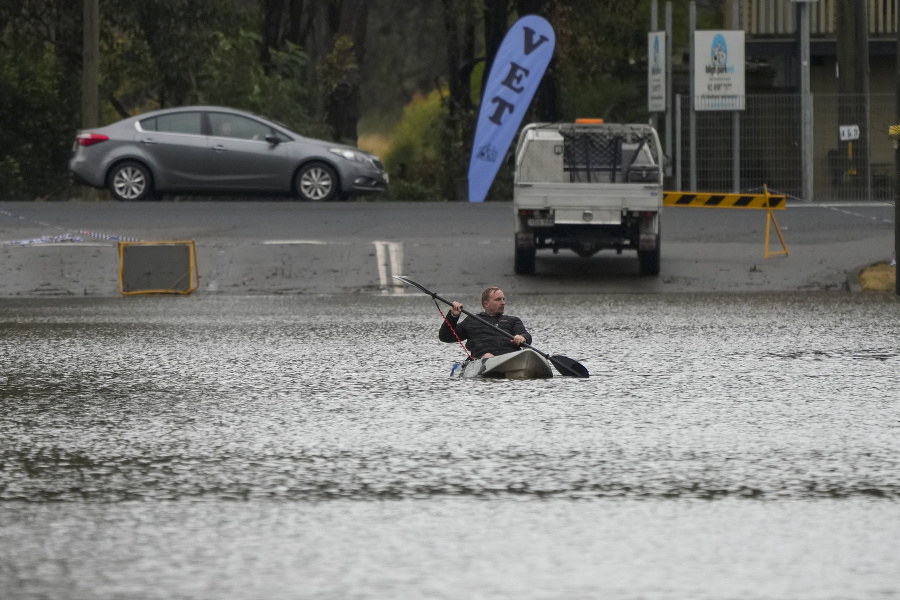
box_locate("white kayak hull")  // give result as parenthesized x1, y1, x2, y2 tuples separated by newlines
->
(450, 348, 553, 379)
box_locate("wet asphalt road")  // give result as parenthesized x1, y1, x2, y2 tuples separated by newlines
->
(0, 199, 894, 297)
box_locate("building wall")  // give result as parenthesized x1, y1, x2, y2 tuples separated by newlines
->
(730, 0, 899, 37)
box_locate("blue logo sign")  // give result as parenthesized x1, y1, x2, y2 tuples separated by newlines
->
(475, 144, 499, 163)
(706, 34, 731, 75)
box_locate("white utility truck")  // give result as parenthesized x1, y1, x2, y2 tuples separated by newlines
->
(513, 120, 664, 275)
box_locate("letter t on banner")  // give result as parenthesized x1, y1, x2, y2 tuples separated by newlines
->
(468, 15, 555, 203)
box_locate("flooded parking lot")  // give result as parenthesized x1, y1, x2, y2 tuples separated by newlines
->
(2, 292, 899, 599)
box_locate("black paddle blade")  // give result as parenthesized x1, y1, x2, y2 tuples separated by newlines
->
(393, 276, 432, 296)
(549, 355, 589, 378)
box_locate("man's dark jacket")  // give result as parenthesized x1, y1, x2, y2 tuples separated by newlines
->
(439, 312, 532, 358)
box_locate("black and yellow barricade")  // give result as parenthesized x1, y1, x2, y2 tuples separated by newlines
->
(118, 240, 199, 295)
(663, 185, 789, 259)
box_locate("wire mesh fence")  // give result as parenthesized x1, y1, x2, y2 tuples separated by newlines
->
(517, 124, 662, 185)
(560, 124, 661, 184)
(819, 93, 896, 202)
(674, 92, 896, 202)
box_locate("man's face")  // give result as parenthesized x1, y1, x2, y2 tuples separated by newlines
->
(483, 290, 506, 316)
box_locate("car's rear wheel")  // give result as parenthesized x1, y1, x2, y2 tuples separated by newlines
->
(109, 161, 153, 202)
(295, 162, 338, 201)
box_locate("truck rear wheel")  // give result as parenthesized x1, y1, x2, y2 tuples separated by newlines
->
(514, 243, 536, 275)
(638, 234, 661, 276)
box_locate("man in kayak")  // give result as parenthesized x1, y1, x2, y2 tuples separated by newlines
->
(439, 286, 532, 358)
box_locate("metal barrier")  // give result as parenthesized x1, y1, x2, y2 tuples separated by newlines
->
(664, 186, 788, 259)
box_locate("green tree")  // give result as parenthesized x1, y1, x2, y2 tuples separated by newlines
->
(358, 2, 446, 130)
(260, 0, 370, 144)
(101, 0, 245, 113)
(0, 0, 81, 199)
(196, 29, 322, 137)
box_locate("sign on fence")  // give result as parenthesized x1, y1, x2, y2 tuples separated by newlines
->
(694, 30, 745, 111)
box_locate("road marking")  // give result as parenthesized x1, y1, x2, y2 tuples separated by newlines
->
(790, 202, 893, 208)
(261, 240, 328, 245)
(788, 201, 894, 224)
(374, 241, 404, 294)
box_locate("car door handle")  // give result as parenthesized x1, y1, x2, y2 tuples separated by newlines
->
(211, 145, 227, 152)
(140, 138, 157, 145)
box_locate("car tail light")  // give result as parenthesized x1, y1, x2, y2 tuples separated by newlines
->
(76, 133, 109, 147)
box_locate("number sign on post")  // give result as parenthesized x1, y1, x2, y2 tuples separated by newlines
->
(839, 125, 860, 141)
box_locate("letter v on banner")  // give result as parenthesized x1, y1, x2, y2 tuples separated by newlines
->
(468, 15, 555, 203)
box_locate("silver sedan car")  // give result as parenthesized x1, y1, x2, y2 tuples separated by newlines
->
(69, 106, 389, 201)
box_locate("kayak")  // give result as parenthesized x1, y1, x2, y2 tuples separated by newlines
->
(450, 348, 553, 379)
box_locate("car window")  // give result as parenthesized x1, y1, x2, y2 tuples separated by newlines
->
(209, 113, 276, 141)
(140, 112, 203, 135)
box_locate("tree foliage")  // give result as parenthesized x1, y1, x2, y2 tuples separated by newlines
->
(260, 0, 370, 143)
(103, 0, 237, 109)
(0, 1, 80, 199)
(382, 90, 445, 200)
(196, 30, 324, 138)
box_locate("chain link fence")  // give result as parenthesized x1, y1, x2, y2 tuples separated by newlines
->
(674, 93, 895, 202)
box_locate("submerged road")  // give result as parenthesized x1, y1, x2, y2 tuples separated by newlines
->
(0, 199, 894, 297)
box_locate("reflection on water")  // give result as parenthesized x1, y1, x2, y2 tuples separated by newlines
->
(1, 293, 899, 599)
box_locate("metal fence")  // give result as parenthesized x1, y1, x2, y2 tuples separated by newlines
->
(674, 93, 896, 201)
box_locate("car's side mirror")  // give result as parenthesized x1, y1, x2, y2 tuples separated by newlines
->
(265, 133, 281, 146)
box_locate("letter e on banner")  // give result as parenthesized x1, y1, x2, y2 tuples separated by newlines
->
(468, 15, 555, 203)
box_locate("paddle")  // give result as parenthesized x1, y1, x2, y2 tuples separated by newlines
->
(393, 276, 589, 378)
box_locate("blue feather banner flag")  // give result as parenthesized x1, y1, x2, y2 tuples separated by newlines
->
(467, 15, 555, 203)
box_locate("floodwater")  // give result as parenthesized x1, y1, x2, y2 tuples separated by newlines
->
(1, 293, 899, 600)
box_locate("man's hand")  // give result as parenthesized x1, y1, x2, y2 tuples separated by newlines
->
(512, 334, 526, 345)
(450, 301, 463, 318)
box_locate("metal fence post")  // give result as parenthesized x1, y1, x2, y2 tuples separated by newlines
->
(689, 2, 697, 191)
(676, 94, 682, 192)
(799, 1, 814, 202)
(665, 2, 673, 178)
(732, 0, 740, 193)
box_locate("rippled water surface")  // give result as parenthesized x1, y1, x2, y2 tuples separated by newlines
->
(2, 293, 899, 599)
